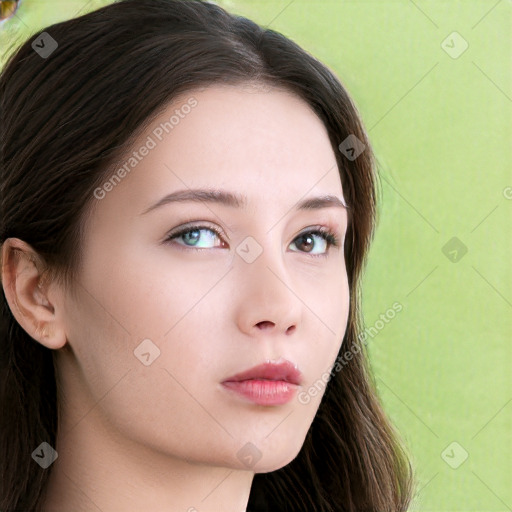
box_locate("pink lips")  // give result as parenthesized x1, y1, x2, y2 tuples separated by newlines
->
(221, 359, 302, 406)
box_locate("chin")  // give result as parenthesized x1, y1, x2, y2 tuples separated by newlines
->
(251, 443, 304, 474)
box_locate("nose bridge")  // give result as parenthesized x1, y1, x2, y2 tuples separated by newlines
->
(238, 227, 287, 288)
(234, 230, 302, 332)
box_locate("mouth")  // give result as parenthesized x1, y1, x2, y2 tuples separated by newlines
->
(221, 359, 302, 406)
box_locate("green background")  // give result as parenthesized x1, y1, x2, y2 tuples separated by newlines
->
(1, 1, 511, 510)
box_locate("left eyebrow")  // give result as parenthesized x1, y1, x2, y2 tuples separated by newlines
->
(139, 188, 348, 215)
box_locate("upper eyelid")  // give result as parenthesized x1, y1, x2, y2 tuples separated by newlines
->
(166, 222, 226, 240)
(167, 214, 346, 234)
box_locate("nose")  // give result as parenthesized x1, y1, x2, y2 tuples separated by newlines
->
(234, 246, 302, 338)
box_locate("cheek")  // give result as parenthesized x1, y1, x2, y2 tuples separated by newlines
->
(61, 278, 225, 458)
(298, 270, 349, 399)
(69, 231, 228, 382)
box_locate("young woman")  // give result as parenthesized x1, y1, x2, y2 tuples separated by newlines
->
(0, 0, 414, 510)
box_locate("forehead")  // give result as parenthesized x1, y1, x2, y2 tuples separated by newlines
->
(95, 83, 344, 217)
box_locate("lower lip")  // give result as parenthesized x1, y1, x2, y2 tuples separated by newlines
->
(222, 380, 299, 406)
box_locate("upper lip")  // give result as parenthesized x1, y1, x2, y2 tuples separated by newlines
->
(222, 359, 303, 386)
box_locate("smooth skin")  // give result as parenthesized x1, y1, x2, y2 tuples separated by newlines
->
(1, 83, 350, 511)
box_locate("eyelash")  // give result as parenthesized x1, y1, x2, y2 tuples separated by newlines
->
(164, 224, 340, 258)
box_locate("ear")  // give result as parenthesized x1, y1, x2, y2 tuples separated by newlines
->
(1, 238, 67, 350)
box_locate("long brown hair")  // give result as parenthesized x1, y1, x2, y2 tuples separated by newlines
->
(0, 0, 414, 510)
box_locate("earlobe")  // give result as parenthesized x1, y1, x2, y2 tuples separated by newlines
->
(1, 238, 67, 350)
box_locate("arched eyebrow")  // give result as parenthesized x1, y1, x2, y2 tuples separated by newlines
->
(139, 188, 348, 215)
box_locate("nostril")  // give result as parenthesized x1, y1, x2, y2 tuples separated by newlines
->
(256, 321, 274, 330)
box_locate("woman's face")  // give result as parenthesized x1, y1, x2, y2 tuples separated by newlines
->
(58, 83, 350, 472)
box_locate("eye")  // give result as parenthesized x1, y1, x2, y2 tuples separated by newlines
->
(164, 224, 227, 250)
(164, 224, 340, 257)
(289, 227, 340, 257)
